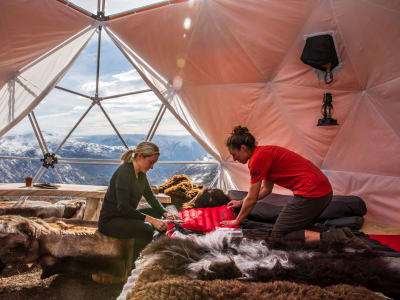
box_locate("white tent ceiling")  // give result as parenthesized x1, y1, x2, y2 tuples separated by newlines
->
(1, 0, 400, 225)
(0, 0, 95, 136)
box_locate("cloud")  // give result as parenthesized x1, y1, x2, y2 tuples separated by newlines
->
(73, 105, 88, 111)
(79, 70, 148, 97)
(81, 81, 115, 93)
(112, 70, 142, 82)
(70, 0, 164, 15)
(102, 91, 159, 105)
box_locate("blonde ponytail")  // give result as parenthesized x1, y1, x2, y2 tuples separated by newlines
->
(120, 141, 160, 163)
(120, 149, 135, 163)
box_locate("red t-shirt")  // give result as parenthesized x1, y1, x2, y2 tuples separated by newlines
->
(248, 146, 332, 197)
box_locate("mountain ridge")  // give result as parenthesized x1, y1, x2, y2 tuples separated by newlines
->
(0, 134, 217, 186)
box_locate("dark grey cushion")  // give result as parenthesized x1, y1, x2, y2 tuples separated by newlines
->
(321, 216, 364, 230)
(227, 190, 367, 222)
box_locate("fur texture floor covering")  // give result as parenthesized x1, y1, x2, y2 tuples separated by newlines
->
(0, 215, 133, 279)
(118, 231, 400, 299)
(125, 276, 384, 300)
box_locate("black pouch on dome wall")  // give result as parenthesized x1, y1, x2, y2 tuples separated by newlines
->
(301, 34, 339, 84)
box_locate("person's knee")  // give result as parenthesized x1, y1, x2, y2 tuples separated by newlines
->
(98, 222, 125, 239)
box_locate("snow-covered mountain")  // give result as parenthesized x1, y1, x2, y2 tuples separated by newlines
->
(173, 154, 219, 187)
(0, 133, 217, 186)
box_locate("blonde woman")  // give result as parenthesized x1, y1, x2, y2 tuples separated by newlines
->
(98, 141, 176, 261)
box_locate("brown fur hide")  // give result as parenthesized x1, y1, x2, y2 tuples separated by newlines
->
(125, 274, 383, 300)
(182, 188, 231, 209)
(0, 199, 85, 219)
(0, 215, 133, 279)
(118, 231, 400, 299)
(157, 175, 203, 209)
(157, 174, 232, 210)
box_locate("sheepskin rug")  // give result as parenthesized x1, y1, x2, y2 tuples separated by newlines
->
(124, 277, 383, 300)
(118, 231, 400, 300)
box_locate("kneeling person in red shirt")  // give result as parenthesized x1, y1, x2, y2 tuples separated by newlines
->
(220, 126, 333, 242)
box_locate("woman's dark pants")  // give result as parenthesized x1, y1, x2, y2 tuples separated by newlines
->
(98, 208, 162, 263)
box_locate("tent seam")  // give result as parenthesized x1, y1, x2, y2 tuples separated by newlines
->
(324, 168, 400, 180)
(106, 1, 188, 22)
(177, 0, 209, 85)
(364, 91, 400, 141)
(329, 0, 364, 90)
(242, 83, 271, 128)
(272, 81, 357, 93)
(210, 2, 266, 82)
(320, 93, 364, 169)
(269, 1, 320, 81)
(178, 81, 360, 92)
(15, 77, 40, 98)
(368, 75, 400, 90)
(0, 5, 20, 88)
(267, 83, 318, 164)
(361, 0, 400, 15)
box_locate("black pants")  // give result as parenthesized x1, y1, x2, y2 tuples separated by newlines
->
(271, 192, 333, 240)
(98, 208, 162, 262)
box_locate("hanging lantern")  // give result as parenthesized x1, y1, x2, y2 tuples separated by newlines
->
(317, 93, 338, 126)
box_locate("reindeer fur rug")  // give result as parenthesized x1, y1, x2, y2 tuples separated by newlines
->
(118, 231, 400, 300)
(124, 276, 383, 300)
(0, 215, 133, 278)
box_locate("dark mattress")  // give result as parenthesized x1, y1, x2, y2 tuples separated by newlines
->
(228, 190, 367, 230)
(226, 191, 399, 257)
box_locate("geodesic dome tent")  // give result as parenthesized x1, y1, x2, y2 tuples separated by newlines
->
(1, 0, 400, 225)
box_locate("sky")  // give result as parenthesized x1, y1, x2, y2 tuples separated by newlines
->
(8, 0, 190, 137)
(72, 0, 164, 15)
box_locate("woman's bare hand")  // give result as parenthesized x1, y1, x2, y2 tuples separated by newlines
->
(227, 200, 242, 209)
(163, 212, 182, 221)
(220, 219, 240, 226)
(146, 216, 168, 231)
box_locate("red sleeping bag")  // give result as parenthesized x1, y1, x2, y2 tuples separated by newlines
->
(369, 234, 400, 252)
(167, 205, 238, 237)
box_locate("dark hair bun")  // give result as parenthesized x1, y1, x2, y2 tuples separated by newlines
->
(233, 126, 249, 136)
(226, 125, 256, 150)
